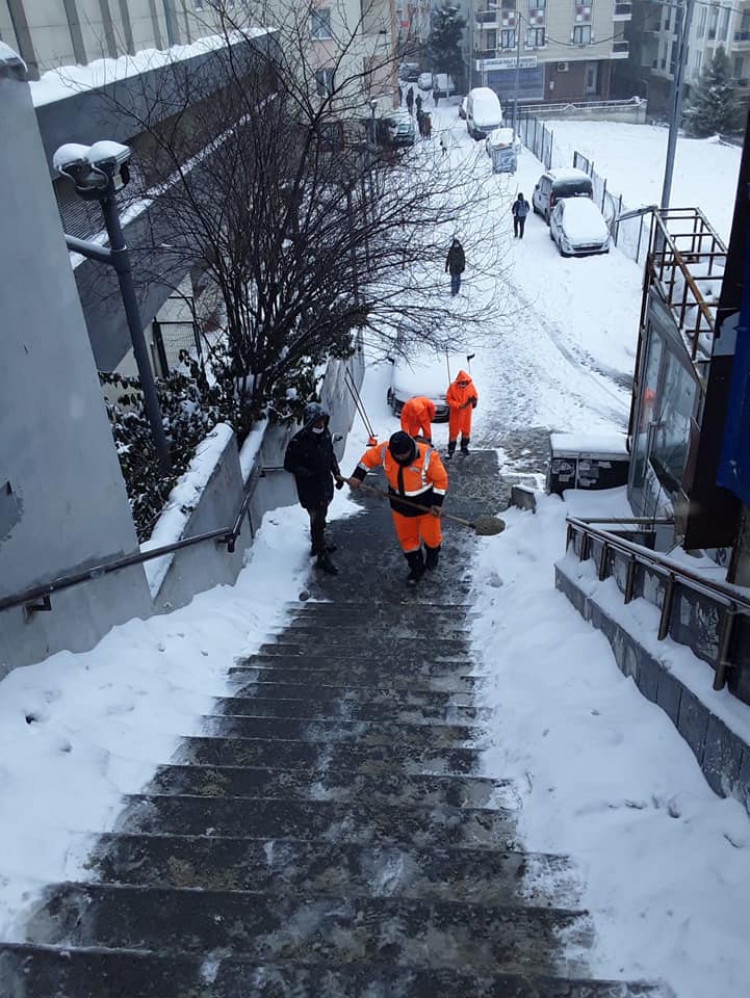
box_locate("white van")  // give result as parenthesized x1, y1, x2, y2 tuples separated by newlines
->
(465, 87, 503, 140)
(432, 73, 455, 98)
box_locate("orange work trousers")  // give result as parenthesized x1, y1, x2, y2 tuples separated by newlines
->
(402, 417, 431, 441)
(392, 510, 442, 553)
(448, 406, 472, 442)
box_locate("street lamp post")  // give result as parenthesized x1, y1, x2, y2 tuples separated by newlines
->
(512, 11, 522, 137)
(54, 141, 171, 473)
(661, 0, 696, 210)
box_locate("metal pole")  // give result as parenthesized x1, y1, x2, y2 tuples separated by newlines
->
(345, 186, 360, 305)
(100, 195, 171, 472)
(661, 0, 696, 210)
(512, 11, 522, 137)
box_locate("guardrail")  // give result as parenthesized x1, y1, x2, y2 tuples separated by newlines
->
(566, 516, 750, 696)
(0, 462, 264, 618)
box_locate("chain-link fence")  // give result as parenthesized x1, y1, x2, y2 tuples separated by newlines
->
(518, 109, 651, 267)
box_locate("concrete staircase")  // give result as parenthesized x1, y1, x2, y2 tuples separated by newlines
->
(0, 452, 665, 996)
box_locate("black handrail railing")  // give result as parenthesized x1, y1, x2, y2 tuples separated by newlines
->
(566, 516, 750, 692)
(0, 463, 265, 617)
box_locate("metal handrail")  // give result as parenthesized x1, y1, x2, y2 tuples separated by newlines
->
(566, 516, 750, 611)
(0, 463, 264, 617)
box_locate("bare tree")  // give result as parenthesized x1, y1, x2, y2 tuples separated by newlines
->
(104, 0, 510, 426)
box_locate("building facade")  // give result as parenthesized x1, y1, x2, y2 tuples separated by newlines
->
(459, 0, 631, 105)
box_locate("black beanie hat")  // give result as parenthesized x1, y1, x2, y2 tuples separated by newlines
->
(389, 431, 416, 461)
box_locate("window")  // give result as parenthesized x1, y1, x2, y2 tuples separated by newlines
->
(694, 49, 702, 73)
(501, 0, 517, 9)
(528, 0, 545, 9)
(501, 27, 516, 48)
(572, 24, 591, 44)
(526, 26, 545, 47)
(696, 6, 706, 38)
(663, 11, 670, 31)
(315, 68, 334, 95)
(585, 63, 598, 92)
(735, 55, 745, 78)
(709, 8, 718, 38)
(310, 8, 332, 39)
(720, 7, 730, 40)
(669, 40, 677, 75)
(486, 29, 497, 50)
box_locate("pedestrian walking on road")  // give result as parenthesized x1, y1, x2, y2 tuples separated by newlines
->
(446, 370, 478, 459)
(398, 83, 403, 106)
(406, 87, 414, 115)
(512, 192, 530, 239)
(434, 90, 440, 108)
(284, 402, 343, 575)
(440, 131, 449, 156)
(415, 93, 423, 115)
(400, 396, 436, 443)
(348, 432, 448, 586)
(445, 236, 465, 296)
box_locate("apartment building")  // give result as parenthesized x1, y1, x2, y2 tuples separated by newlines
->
(631, 0, 750, 113)
(459, 0, 631, 104)
(0, 1, 394, 379)
(394, 0, 432, 45)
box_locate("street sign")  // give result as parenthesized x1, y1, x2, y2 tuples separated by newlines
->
(475, 56, 538, 72)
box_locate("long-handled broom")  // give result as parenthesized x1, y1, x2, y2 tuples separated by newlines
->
(340, 478, 506, 536)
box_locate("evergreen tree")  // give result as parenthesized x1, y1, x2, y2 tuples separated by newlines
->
(684, 46, 742, 137)
(428, 5, 466, 84)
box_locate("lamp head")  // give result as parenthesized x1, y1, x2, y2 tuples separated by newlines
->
(53, 140, 132, 201)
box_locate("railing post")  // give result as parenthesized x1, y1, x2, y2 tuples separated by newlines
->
(713, 607, 737, 691)
(624, 555, 636, 604)
(658, 573, 676, 640)
(598, 540, 608, 580)
(581, 531, 590, 562)
(566, 522, 574, 552)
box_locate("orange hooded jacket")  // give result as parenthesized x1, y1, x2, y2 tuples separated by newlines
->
(446, 370, 478, 440)
(400, 396, 436, 440)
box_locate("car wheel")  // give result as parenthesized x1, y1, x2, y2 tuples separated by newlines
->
(544, 209, 550, 225)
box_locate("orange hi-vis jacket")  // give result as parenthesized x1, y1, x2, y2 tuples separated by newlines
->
(400, 396, 436, 440)
(353, 440, 448, 518)
(446, 369, 478, 439)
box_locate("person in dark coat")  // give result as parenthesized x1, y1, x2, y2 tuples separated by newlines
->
(511, 192, 530, 239)
(406, 87, 414, 115)
(415, 93, 423, 115)
(284, 402, 343, 575)
(445, 237, 465, 296)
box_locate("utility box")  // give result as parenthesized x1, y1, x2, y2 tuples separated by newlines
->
(547, 433, 629, 496)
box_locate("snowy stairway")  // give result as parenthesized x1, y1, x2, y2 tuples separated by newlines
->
(1, 602, 663, 997)
(0, 451, 665, 995)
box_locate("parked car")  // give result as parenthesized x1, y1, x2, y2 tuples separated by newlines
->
(417, 72, 433, 91)
(458, 96, 468, 119)
(465, 87, 503, 140)
(377, 109, 416, 147)
(399, 62, 420, 82)
(387, 346, 477, 421)
(432, 73, 456, 98)
(532, 167, 593, 224)
(549, 198, 610, 257)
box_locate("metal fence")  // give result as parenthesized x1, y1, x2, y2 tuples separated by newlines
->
(518, 108, 651, 267)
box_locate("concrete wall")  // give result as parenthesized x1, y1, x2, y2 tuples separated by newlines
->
(0, 44, 152, 676)
(526, 99, 647, 124)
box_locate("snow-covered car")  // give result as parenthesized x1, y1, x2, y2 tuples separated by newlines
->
(417, 72, 433, 91)
(459, 96, 467, 119)
(549, 198, 610, 257)
(378, 109, 416, 147)
(387, 347, 477, 421)
(465, 87, 503, 140)
(532, 167, 593, 224)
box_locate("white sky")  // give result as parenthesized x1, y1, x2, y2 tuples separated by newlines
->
(1, 105, 748, 997)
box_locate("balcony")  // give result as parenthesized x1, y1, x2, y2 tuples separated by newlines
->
(611, 40, 629, 58)
(613, 2, 632, 20)
(476, 10, 501, 25)
(734, 30, 750, 48)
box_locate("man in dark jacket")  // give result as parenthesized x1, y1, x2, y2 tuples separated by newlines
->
(511, 192, 530, 239)
(445, 237, 465, 296)
(284, 402, 343, 575)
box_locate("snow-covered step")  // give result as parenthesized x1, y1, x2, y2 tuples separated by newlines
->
(229, 678, 479, 704)
(282, 621, 468, 640)
(176, 735, 483, 775)
(91, 835, 576, 907)
(117, 794, 515, 849)
(0, 944, 667, 998)
(25, 885, 591, 975)
(213, 694, 490, 724)
(253, 635, 469, 657)
(229, 658, 480, 685)
(147, 764, 507, 809)
(200, 714, 486, 749)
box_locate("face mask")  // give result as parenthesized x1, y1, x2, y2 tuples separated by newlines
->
(312, 426, 325, 434)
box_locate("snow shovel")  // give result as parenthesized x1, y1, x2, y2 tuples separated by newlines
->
(342, 479, 505, 536)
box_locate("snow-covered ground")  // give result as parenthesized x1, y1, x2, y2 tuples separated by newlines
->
(2, 106, 749, 998)
(546, 120, 741, 242)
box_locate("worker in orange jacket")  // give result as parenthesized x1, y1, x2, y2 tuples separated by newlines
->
(446, 369, 478, 459)
(400, 395, 436, 443)
(348, 431, 448, 586)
